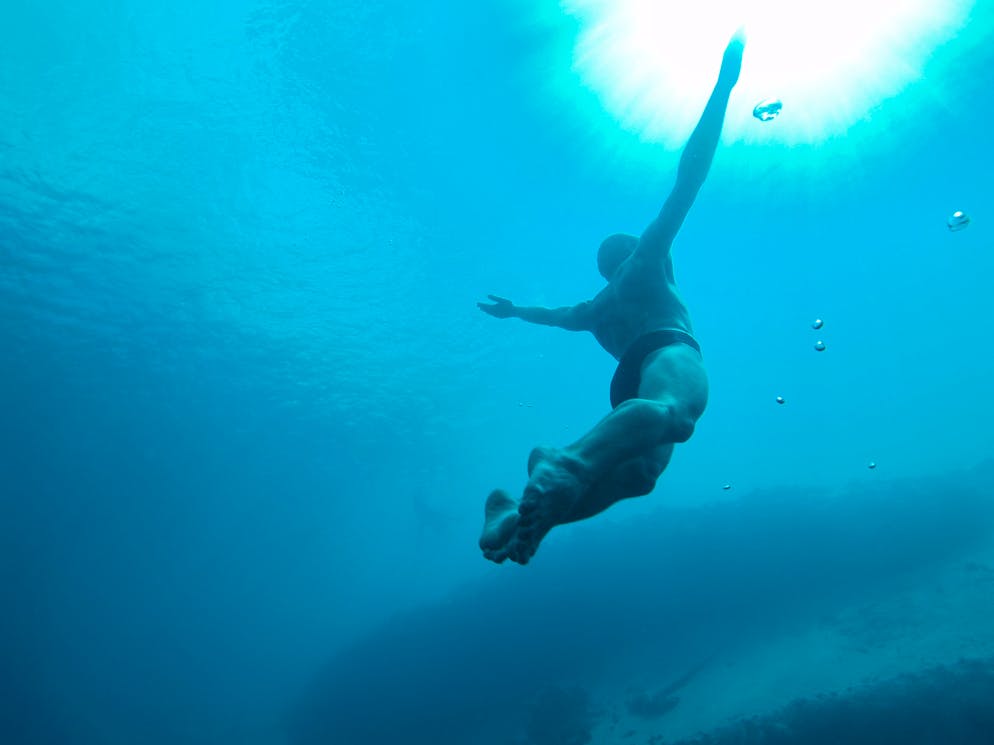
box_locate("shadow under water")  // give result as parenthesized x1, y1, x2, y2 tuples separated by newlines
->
(289, 462, 994, 745)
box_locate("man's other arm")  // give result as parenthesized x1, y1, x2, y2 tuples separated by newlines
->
(478, 295, 594, 331)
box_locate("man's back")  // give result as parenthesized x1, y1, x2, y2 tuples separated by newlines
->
(588, 253, 693, 360)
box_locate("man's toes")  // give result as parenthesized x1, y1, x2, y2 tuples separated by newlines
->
(520, 535, 539, 560)
(516, 524, 535, 545)
(479, 521, 508, 551)
(508, 532, 540, 564)
(513, 542, 533, 565)
(506, 536, 526, 563)
(518, 495, 539, 517)
(517, 508, 538, 530)
(483, 547, 509, 564)
(480, 506, 519, 552)
(484, 489, 516, 517)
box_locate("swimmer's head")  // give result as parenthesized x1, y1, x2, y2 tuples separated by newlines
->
(597, 233, 638, 280)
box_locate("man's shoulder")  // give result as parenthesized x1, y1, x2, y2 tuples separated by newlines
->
(613, 255, 672, 290)
(587, 285, 616, 311)
(625, 249, 674, 274)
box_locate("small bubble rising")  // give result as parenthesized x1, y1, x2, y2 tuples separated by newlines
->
(947, 210, 970, 232)
(776, 396, 785, 404)
(868, 461, 877, 470)
(753, 99, 782, 122)
(812, 319, 824, 330)
(814, 341, 826, 352)
(722, 483, 732, 491)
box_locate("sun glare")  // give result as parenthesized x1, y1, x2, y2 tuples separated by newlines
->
(562, 0, 974, 147)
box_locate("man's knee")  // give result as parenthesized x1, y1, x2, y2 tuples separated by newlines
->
(667, 409, 697, 443)
(631, 399, 697, 443)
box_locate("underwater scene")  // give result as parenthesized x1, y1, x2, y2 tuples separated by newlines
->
(2, 1, 994, 743)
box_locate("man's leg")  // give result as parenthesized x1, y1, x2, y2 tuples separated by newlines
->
(479, 446, 672, 563)
(481, 344, 707, 564)
(561, 444, 674, 522)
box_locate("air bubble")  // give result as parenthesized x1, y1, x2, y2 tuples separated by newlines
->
(947, 211, 970, 232)
(776, 396, 785, 405)
(814, 341, 826, 352)
(753, 99, 782, 122)
(812, 319, 824, 330)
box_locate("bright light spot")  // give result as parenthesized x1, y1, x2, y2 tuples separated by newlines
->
(562, 0, 973, 146)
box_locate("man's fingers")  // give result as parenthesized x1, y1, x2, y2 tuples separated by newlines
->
(487, 294, 509, 303)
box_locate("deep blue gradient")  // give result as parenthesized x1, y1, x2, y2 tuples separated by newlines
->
(2, 2, 994, 744)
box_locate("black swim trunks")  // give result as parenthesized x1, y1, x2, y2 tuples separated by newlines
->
(609, 329, 701, 409)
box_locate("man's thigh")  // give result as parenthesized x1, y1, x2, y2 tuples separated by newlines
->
(637, 342, 709, 422)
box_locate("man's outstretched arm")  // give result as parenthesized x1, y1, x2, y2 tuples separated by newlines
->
(635, 29, 745, 265)
(478, 294, 593, 331)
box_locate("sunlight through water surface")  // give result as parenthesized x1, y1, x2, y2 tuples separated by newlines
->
(560, 0, 975, 147)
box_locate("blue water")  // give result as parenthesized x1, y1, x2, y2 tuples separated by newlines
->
(3, 2, 994, 744)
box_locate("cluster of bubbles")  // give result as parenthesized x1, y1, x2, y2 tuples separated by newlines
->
(735, 98, 968, 486)
(774, 318, 826, 406)
(811, 318, 826, 352)
(741, 316, 874, 489)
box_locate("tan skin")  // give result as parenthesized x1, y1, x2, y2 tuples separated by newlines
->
(478, 31, 744, 565)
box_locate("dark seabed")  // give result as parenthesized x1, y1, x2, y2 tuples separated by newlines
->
(289, 463, 994, 744)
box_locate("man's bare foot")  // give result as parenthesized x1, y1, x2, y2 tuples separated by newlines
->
(479, 489, 519, 563)
(508, 447, 588, 564)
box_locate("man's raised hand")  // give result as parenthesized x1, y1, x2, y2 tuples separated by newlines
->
(719, 27, 746, 88)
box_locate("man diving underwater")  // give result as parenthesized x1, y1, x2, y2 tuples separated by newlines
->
(478, 29, 746, 565)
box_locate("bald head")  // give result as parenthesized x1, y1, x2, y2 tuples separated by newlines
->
(597, 233, 638, 280)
